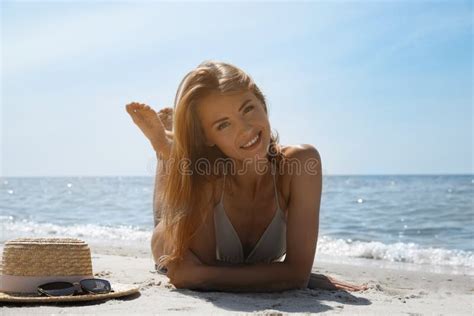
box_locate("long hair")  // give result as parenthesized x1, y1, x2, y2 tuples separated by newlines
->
(156, 60, 286, 269)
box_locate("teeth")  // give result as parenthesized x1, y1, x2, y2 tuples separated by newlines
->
(242, 133, 260, 148)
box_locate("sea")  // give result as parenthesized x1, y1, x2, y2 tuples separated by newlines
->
(1, 175, 472, 275)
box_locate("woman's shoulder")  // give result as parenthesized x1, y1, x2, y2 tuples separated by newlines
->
(280, 144, 321, 165)
(279, 144, 322, 187)
(204, 144, 321, 206)
(279, 144, 322, 210)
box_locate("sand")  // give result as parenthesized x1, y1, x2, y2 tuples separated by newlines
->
(1, 245, 473, 315)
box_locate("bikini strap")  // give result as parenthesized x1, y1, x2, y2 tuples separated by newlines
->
(220, 172, 226, 203)
(271, 163, 281, 210)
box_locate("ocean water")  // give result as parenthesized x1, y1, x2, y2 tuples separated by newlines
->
(1, 175, 472, 274)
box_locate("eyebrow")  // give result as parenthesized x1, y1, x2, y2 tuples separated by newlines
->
(211, 99, 252, 127)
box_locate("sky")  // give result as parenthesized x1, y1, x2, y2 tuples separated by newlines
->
(1, 0, 472, 177)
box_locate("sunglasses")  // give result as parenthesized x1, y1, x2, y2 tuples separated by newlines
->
(37, 278, 113, 297)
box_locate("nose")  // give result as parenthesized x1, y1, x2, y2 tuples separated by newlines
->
(238, 119, 258, 144)
(238, 117, 254, 134)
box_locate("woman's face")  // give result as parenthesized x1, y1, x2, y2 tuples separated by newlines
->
(196, 90, 271, 161)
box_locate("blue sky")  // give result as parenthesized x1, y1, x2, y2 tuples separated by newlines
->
(1, 0, 472, 176)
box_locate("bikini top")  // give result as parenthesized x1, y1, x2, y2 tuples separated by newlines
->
(213, 164, 287, 264)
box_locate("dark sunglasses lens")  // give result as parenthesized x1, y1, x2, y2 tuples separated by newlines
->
(80, 279, 111, 294)
(38, 282, 75, 296)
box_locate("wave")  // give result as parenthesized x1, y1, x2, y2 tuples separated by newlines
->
(0, 217, 151, 249)
(1, 218, 472, 271)
(317, 235, 474, 269)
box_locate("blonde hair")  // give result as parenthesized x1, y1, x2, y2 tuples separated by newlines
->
(156, 60, 286, 268)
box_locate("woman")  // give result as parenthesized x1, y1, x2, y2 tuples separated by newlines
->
(126, 60, 367, 292)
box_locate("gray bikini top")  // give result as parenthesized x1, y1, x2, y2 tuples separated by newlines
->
(213, 164, 287, 264)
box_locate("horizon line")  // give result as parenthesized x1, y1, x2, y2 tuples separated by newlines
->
(1, 173, 473, 178)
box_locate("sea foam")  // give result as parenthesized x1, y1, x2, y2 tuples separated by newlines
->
(1, 218, 472, 273)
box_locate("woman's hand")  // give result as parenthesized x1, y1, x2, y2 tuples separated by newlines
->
(307, 273, 369, 292)
(166, 249, 204, 289)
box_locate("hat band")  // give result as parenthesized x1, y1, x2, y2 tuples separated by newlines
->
(0, 274, 93, 294)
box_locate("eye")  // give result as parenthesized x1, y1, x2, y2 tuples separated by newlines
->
(244, 105, 255, 113)
(216, 106, 254, 131)
(217, 121, 229, 130)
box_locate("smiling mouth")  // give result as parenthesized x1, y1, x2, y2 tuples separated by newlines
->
(240, 131, 262, 149)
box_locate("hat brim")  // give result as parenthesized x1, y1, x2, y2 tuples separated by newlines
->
(0, 283, 139, 304)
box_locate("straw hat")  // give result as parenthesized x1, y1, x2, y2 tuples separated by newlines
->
(0, 237, 140, 303)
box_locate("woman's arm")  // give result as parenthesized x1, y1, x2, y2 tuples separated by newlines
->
(164, 145, 366, 292)
(168, 145, 322, 292)
(193, 261, 304, 292)
(166, 249, 368, 292)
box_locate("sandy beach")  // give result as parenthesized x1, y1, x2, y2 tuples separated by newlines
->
(1, 244, 472, 315)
